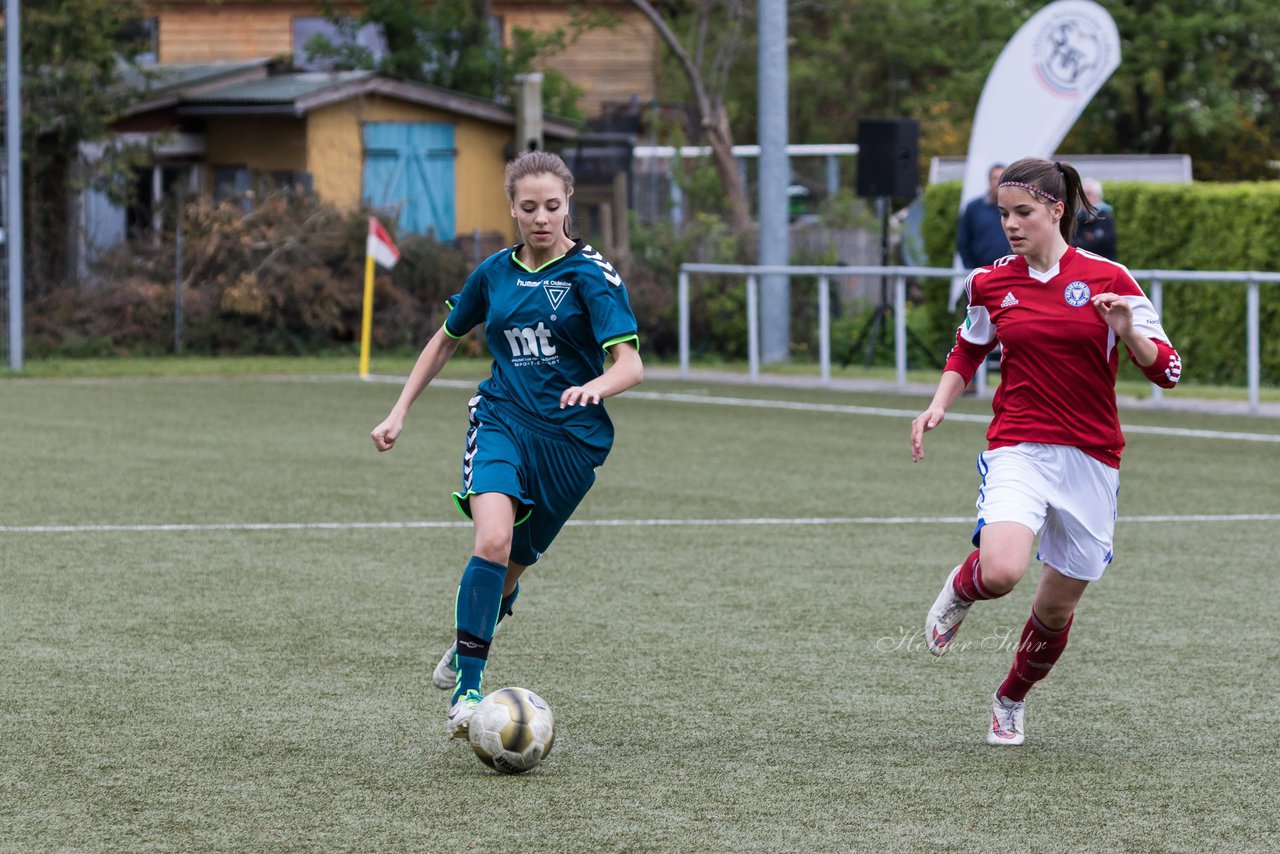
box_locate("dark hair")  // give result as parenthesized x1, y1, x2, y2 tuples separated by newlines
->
(504, 150, 576, 238)
(999, 157, 1097, 243)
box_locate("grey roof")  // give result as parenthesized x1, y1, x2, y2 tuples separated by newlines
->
(169, 70, 581, 139)
(120, 59, 274, 99)
(181, 70, 375, 105)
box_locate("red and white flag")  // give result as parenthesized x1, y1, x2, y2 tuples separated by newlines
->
(367, 217, 400, 269)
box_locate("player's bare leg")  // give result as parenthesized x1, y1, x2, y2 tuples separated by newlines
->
(926, 522, 1033, 655)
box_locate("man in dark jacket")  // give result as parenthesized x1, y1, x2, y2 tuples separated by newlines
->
(957, 163, 1008, 270)
(1073, 177, 1117, 260)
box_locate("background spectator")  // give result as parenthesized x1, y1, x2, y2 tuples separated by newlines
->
(957, 163, 1009, 269)
(1073, 177, 1117, 260)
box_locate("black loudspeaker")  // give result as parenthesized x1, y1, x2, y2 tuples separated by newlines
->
(856, 118, 919, 199)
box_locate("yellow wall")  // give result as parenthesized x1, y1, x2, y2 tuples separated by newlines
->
(306, 97, 517, 240)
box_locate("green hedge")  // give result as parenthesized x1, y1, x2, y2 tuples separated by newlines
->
(921, 181, 1280, 386)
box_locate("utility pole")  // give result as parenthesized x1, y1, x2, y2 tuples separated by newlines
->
(757, 0, 789, 364)
(5, 0, 23, 371)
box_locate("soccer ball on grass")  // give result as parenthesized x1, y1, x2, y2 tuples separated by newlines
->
(467, 687, 555, 774)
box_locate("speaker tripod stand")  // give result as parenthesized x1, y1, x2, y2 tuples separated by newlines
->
(843, 196, 943, 370)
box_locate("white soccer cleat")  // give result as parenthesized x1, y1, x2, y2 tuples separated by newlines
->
(431, 643, 457, 690)
(447, 689, 484, 740)
(925, 564, 973, 656)
(987, 693, 1026, 746)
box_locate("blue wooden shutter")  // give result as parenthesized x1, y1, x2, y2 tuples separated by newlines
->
(362, 122, 456, 240)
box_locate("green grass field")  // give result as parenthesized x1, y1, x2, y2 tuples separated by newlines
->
(2, 365, 1278, 851)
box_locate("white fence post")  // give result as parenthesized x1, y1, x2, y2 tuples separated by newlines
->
(894, 274, 908, 389)
(1247, 279, 1260, 412)
(1150, 279, 1163, 404)
(746, 274, 760, 382)
(678, 270, 690, 379)
(818, 275, 831, 386)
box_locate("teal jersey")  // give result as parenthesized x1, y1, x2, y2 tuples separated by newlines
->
(444, 240, 639, 460)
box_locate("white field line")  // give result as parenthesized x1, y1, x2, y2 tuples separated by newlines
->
(34, 374, 1279, 443)
(621, 390, 1280, 443)
(3, 514, 1278, 535)
(370, 377, 1280, 443)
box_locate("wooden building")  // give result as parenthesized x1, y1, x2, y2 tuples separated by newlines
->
(140, 1, 661, 119)
(82, 60, 580, 266)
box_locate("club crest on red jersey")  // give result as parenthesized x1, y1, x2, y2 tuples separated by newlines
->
(1063, 281, 1091, 306)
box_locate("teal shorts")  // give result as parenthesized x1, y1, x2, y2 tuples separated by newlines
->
(452, 394, 599, 566)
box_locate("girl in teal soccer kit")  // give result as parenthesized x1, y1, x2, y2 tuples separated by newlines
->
(371, 150, 643, 739)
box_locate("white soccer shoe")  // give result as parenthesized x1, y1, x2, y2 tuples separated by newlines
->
(431, 643, 458, 690)
(447, 689, 484, 740)
(925, 564, 973, 656)
(987, 693, 1026, 746)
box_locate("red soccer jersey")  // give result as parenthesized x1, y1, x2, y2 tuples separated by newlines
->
(944, 247, 1182, 468)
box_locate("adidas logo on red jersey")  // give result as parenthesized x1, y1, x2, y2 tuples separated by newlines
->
(1000, 292, 1019, 308)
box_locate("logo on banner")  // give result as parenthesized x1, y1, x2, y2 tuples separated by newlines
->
(1064, 281, 1091, 306)
(1033, 13, 1112, 96)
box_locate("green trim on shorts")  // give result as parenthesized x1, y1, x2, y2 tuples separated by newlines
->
(452, 490, 534, 526)
(601, 333, 639, 354)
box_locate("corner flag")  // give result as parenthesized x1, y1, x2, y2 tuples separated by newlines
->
(360, 217, 400, 378)
(367, 217, 400, 270)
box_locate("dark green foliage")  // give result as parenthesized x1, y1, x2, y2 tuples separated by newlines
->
(625, 214, 748, 358)
(10, 0, 146, 294)
(921, 181, 1280, 385)
(308, 0, 585, 119)
(725, 1, 1280, 181)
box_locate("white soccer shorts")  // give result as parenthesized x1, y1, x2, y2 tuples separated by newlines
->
(973, 442, 1120, 581)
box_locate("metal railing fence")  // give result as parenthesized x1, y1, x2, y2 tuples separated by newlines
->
(677, 263, 1280, 412)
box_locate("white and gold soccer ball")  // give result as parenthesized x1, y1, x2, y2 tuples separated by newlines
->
(467, 687, 555, 774)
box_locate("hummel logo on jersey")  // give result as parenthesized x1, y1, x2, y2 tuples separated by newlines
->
(582, 244, 624, 287)
(516, 278, 541, 288)
(1000, 292, 1019, 308)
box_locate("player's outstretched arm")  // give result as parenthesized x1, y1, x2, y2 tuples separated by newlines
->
(560, 340, 643, 408)
(371, 325, 462, 451)
(911, 370, 967, 462)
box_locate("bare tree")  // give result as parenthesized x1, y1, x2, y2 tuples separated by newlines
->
(627, 0, 753, 233)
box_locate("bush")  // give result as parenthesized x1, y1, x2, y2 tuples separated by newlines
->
(623, 213, 753, 359)
(29, 193, 478, 358)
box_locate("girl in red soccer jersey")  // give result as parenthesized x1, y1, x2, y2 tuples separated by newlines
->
(910, 157, 1182, 745)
